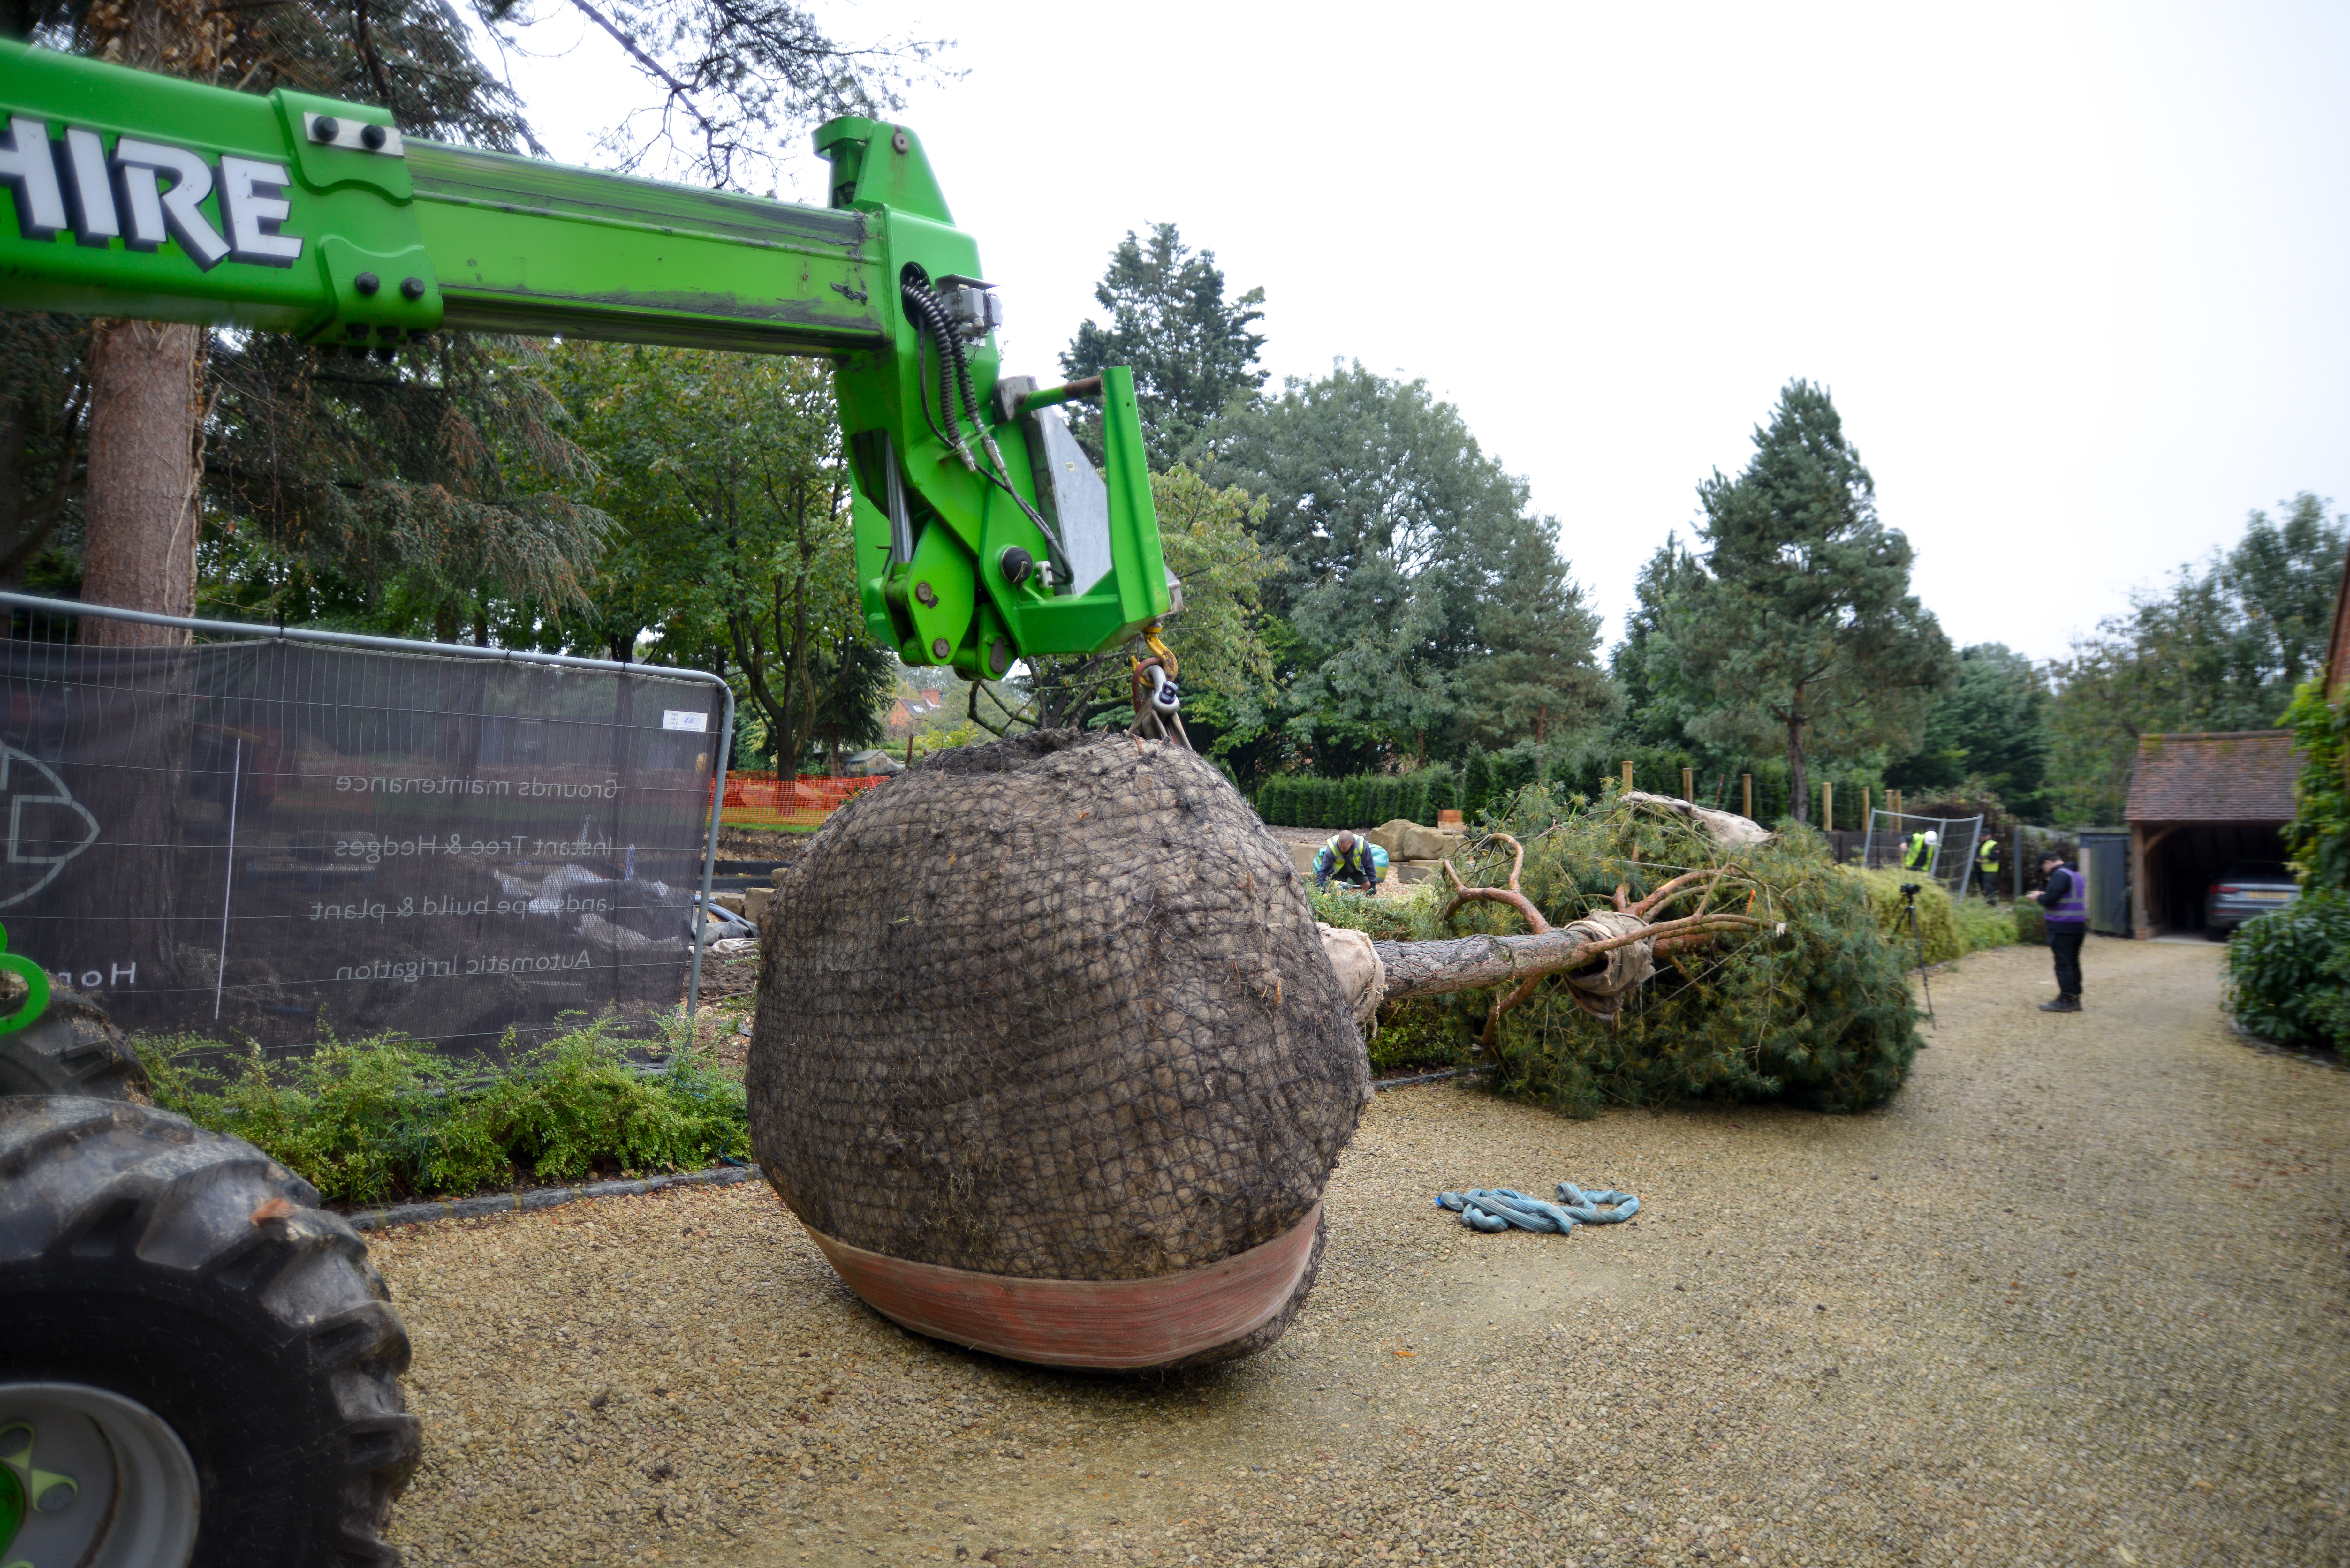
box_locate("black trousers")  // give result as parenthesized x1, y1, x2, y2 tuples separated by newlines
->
(2048, 927, 2085, 998)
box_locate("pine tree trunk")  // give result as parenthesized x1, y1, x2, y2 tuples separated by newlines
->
(80, 320, 202, 646)
(1785, 719, 1809, 826)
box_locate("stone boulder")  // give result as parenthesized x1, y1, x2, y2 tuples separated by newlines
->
(1366, 819, 1459, 863)
(1622, 790, 1771, 849)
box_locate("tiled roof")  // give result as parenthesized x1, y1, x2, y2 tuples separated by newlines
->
(2125, 730, 2301, 823)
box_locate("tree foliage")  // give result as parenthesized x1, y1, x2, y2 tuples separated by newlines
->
(1059, 223, 1267, 471)
(204, 334, 610, 636)
(1205, 363, 1609, 769)
(1325, 792, 1925, 1115)
(0, 312, 90, 590)
(2047, 495, 2346, 823)
(2, 1, 611, 634)
(2280, 676, 2349, 893)
(548, 344, 884, 769)
(1884, 643, 2052, 817)
(1014, 466, 1276, 735)
(1645, 380, 1952, 824)
(480, 0, 946, 190)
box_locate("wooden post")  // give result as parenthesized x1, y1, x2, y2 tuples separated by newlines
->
(1680, 766, 1694, 802)
(1822, 780, 1834, 835)
(1862, 786, 1871, 830)
(1741, 773, 1752, 818)
(1622, 759, 1634, 791)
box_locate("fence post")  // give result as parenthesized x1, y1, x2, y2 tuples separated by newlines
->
(1622, 759, 1634, 791)
(1822, 780, 1834, 836)
(1741, 773, 1752, 818)
(1862, 786, 1871, 828)
(1681, 766, 1694, 802)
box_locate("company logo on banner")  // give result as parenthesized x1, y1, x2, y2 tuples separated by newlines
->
(0, 744, 97, 908)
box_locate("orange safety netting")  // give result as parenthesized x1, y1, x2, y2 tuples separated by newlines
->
(716, 771, 890, 827)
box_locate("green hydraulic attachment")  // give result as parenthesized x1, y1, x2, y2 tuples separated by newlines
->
(0, 40, 1171, 676)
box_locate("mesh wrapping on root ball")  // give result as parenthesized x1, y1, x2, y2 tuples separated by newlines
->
(747, 731, 1370, 1368)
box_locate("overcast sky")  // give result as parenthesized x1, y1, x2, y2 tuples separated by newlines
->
(474, 1, 2350, 664)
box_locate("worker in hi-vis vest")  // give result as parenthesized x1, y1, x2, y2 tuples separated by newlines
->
(1975, 836, 2001, 903)
(1314, 831, 1381, 892)
(2026, 849, 2087, 1012)
(1902, 828, 1938, 872)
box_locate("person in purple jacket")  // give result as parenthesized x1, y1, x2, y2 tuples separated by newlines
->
(2025, 849, 2087, 1012)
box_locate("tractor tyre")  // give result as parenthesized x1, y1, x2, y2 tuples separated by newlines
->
(0, 1096, 418, 1567)
(0, 989, 142, 1101)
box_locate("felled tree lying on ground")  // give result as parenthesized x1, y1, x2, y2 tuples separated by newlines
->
(1346, 787, 1925, 1116)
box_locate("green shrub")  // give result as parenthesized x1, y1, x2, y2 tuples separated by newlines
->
(1307, 884, 1419, 940)
(1365, 994, 1483, 1075)
(1851, 868, 1961, 965)
(1383, 795, 1922, 1115)
(2013, 898, 2046, 946)
(135, 1016, 749, 1204)
(2226, 889, 2350, 1051)
(1950, 895, 2023, 955)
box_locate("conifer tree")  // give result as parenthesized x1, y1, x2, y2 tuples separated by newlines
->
(1664, 381, 1952, 825)
(1060, 224, 1267, 470)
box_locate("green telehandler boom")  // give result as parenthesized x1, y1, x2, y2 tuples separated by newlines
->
(0, 41, 1178, 1568)
(0, 37, 1175, 682)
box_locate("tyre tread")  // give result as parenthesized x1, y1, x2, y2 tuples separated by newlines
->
(0, 1096, 417, 1565)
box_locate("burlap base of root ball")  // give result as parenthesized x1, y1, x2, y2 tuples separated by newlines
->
(748, 730, 1369, 1370)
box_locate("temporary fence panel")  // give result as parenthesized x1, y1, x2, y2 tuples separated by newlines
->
(0, 599, 729, 1051)
(720, 772, 889, 827)
(1861, 810, 1985, 900)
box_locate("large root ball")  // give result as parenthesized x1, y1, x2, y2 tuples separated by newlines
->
(748, 731, 1368, 1369)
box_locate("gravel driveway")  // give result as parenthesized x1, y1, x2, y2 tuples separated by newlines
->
(373, 938, 2349, 1567)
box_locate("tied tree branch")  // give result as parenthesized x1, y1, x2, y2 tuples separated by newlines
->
(1377, 835, 1773, 1049)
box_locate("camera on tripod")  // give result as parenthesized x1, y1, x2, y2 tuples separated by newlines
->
(1899, 882, 1922, 898)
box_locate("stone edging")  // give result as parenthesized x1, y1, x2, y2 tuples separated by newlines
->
(343, 1163, 764, 1231)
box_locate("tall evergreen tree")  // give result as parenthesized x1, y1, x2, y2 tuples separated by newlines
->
(1207, 363, 1608, 765)
(1663, 380, 1953, 825)
(1611, 532, 1709, 750)
(1060, 224, 1267, 470)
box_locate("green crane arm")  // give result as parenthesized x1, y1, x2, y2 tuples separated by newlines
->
(0, 40, 1170, 675)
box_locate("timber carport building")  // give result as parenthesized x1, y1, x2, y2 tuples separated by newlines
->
(2122, 729, 2301, 938)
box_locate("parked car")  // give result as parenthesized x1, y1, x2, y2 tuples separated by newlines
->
(2205, 862, 2299, 938)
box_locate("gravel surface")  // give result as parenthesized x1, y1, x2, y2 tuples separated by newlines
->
(373, 938, 2349, 1566)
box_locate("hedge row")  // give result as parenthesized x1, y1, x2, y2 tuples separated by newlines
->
(1255, 770, 1459, 829)
(1253, 741, 1805, 829)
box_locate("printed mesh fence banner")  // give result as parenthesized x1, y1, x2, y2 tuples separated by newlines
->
(0, 636, 726, 1050)
(719, 772, 887, 826)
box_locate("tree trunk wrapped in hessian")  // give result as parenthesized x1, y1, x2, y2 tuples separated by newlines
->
(748, 731, 1369, 1370)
